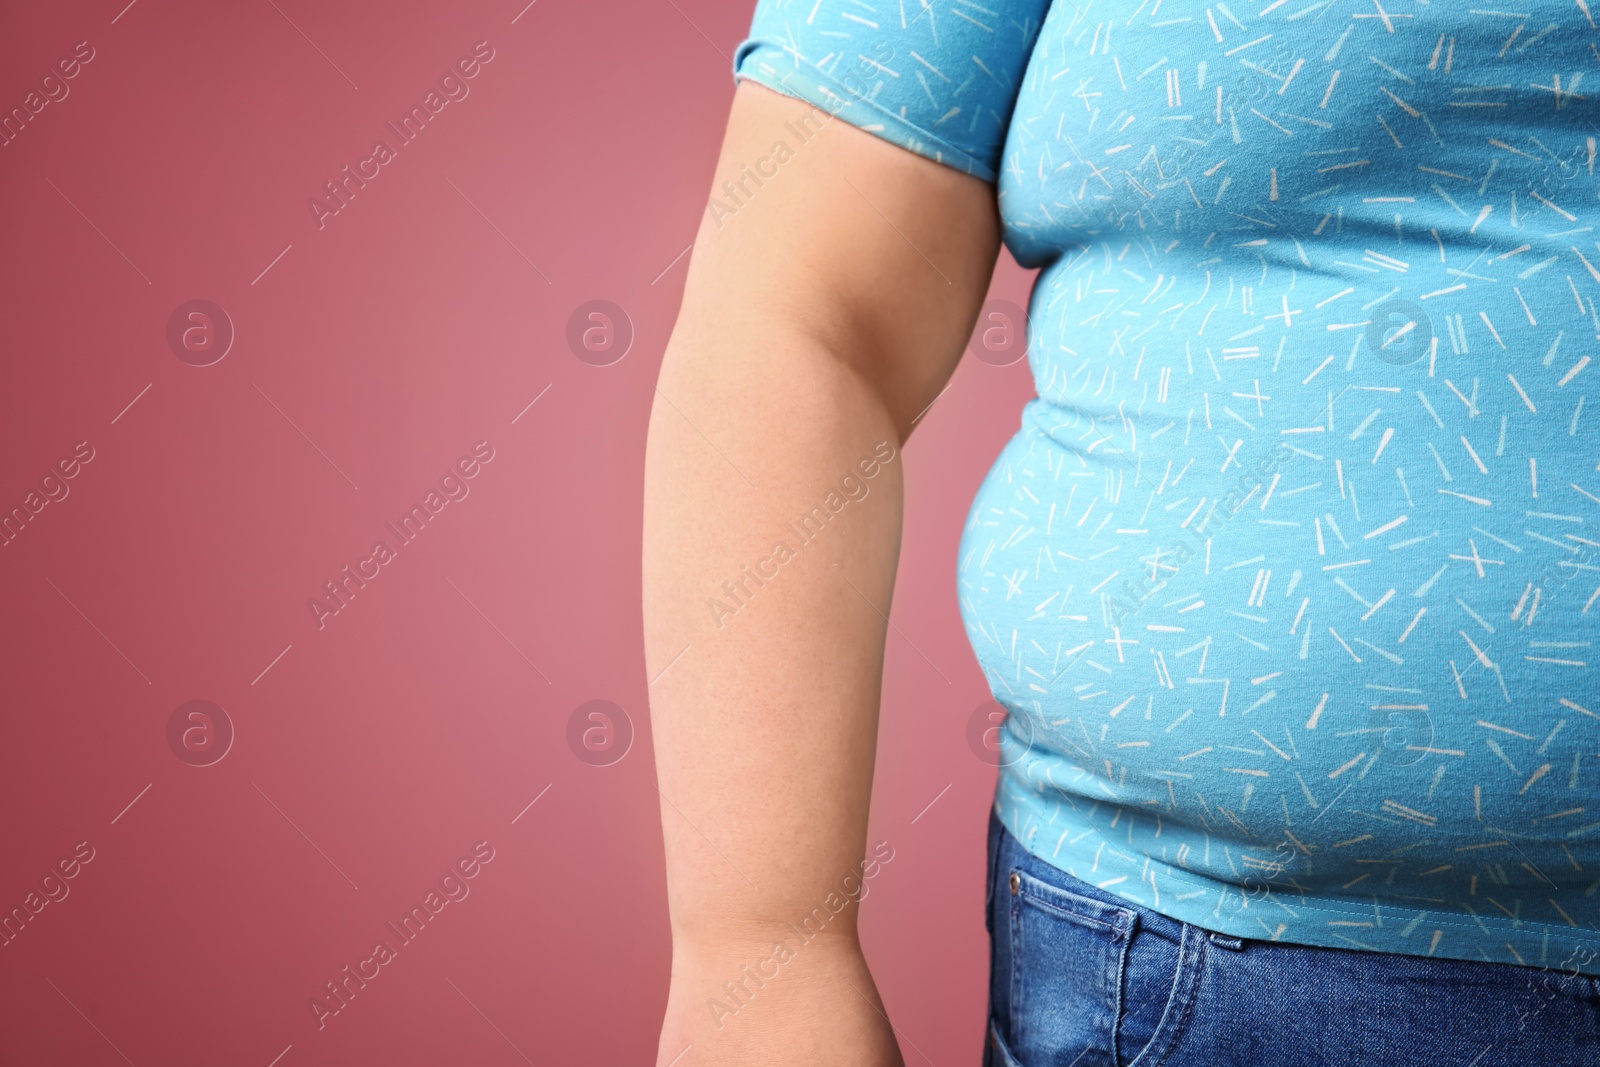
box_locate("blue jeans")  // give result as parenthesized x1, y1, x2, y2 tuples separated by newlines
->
(984, 814, 1600, 1066)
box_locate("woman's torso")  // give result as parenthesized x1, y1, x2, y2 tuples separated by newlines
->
(963, 0, 1600, 969)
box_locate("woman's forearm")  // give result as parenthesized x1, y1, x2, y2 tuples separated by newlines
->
(644, 320, 903, 947)
(643, 318, 908, 1063)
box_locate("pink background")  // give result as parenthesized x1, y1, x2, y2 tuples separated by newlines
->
(0, 1, 1037, 1063)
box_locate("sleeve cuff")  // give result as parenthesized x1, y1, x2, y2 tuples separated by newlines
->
(731, 37, 999, 184)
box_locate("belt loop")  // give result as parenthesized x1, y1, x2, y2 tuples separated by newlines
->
(1207, 931, 1246, 951)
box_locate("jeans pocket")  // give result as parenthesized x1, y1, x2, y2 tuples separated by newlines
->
(1115, 917, 1193, 1067)
(1006, 866, 1134, 1067)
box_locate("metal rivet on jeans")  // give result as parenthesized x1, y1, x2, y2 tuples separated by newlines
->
(1008, 871, 1020, 895)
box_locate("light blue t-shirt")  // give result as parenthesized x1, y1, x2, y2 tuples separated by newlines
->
(735, 0, 1600, 974)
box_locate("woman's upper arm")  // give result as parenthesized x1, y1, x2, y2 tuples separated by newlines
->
(674, 78, 1001, 438)
(671, 0, 1050, 431)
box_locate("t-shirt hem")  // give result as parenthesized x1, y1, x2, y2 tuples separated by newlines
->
(994, 782, 1600, 976)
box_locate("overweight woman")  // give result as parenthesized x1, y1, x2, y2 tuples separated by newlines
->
(642, 2, 1600, 1063)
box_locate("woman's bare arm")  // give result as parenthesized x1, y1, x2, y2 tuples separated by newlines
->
(643, 80, 1000, 1066)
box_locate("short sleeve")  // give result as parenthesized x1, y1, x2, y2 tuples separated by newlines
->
(732, 0, 1051, 184)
